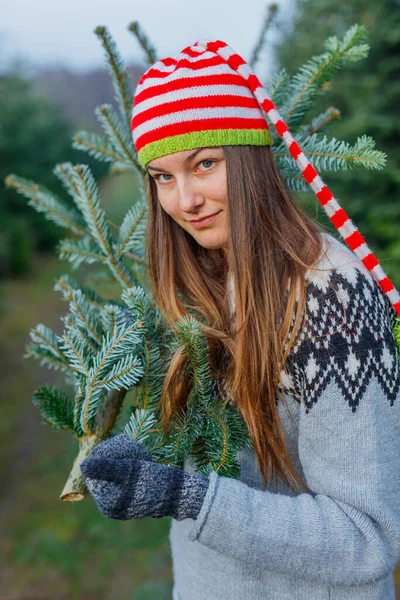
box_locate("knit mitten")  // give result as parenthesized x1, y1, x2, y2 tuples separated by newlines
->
(80, 434, 210, 521)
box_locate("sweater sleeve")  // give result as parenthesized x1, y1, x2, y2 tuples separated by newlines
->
(187, 263, 400, 586)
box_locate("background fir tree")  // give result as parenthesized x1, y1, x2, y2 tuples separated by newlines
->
(4, 19, 389, 503)
(0, 69, 108, 278)
(274, 0, 400, 287)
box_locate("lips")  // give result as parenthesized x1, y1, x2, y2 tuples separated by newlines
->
(190, 210, 221, 223)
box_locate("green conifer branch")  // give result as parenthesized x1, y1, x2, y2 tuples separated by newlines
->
(95, 104, 139, 169)
(116, 202, 148, 258)
(249, 3, 279, 69)
(54, 275, 106, 310)
(58, 238, 109, 269)
(4, 175, 87, 236)
(33, 386, 76, 433)
(127, 21, 158, 66)
(301, 106, 341, 136)
(72, 130, 124, 163)
(66, 289, 104, 346)
(123, 407, 158, 444)
(60, 330, 92, 377)
(284, 24, 369, 130)
(274, 133, 387, 173)
(94, 26, 133, 132)
(24, 343, 73, 373)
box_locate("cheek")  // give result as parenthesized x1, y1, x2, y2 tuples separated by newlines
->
(158, 195, 179, 219)
(209, 169, 228, 202)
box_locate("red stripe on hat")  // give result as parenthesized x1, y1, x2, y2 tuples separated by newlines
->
(135, 117, 269, 152)
(345, 230, 365, 251)
(143, 55, 227, 82)
(134, 73, 250, 105)
(181, 46, 203, 57)
(379, 277, 395, 293)
(330, 208, 348, 229)
(289, 141, 302, 160)
(302, 163, 318, 184)
(316, 186, 334, 205)
(275, 120, 288, 136)
(132, 94, 263, 128)
(261, 98, 275, 113)
(247, 73, 263, 91)
(362, 253, 379, 271)
(227, 54, 246, 70)
(160, 58, 176, 66)
(207, 40, 228, 53)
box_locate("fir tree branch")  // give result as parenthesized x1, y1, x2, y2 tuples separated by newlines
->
(249, 4, 279, 69)
(94, 26, 133, 133)
(274, 133, 387, 172)
(24, 344, 78, 373)
(29, 324, 70, 366)
(302, 106, 341, 136)
(284, 24, 369, 130)
(58, 237, 109, 269)
(60, 330, 92, 377)
(54, 275, 106, 311)
(95, 104, 140, 170)
(4, 175, 87, 236)
(268, 68, 291, 105)
(80, 320, 146, 433)
(116, 201, 147, 258)
(69, 164, 113, 256)
(72, 130, 125, 163)
(33, 386, 75, 432)
(65, 289, 104, 345)
(123, 407, 160, 446)
(95, 353, 143, 390)
(127, 21, 158, 66)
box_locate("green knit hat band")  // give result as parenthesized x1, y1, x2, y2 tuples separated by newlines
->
(139, 128, 272, 169)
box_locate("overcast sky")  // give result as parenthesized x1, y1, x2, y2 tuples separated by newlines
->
(1, 0, 295, 76)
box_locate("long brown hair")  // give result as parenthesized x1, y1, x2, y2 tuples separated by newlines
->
(145, 144, 324, 494)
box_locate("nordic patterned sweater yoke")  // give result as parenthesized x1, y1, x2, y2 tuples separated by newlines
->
(168, 232, 400, 600)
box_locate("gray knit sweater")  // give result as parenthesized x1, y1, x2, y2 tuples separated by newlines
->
(169, 232, 400, 600)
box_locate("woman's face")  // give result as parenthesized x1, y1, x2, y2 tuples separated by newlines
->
(146, 146, 228, 251)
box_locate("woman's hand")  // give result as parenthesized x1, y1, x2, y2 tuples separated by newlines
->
(80, 434, 210, 521)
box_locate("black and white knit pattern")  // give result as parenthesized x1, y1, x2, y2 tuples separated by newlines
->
(278, 236, 400, 414)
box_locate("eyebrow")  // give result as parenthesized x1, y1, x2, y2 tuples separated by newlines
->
(146, 147, 217, 173)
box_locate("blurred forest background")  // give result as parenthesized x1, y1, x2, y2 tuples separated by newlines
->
(1, 0, 399, 598)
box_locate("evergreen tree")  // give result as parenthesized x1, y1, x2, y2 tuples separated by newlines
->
(0, 68, 108, 277)
(4, 20, 392, 502)
(275, 0, 400, 286)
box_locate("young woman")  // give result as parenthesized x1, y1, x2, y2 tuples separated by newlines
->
(80, 39, 400, 600)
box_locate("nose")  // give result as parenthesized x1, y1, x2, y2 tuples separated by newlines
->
(176, 177, 204, 212)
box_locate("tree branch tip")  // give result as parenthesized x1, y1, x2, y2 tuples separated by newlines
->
(94, 26, 106, 36)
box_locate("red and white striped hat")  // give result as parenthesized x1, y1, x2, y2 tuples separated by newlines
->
(131, 39, 400, 317)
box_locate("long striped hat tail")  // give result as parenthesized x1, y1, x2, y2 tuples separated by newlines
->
(193, 39, 400, 317)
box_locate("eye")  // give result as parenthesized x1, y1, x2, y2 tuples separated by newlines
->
(152, 159, 215, 184)
(198, 159, 215, 171)
(154, 173, 173, 183)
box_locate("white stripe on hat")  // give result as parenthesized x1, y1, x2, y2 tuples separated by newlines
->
(134, 84, 259, 115)
(133, 105, 266, 141)
(134, 63, 239, 96)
